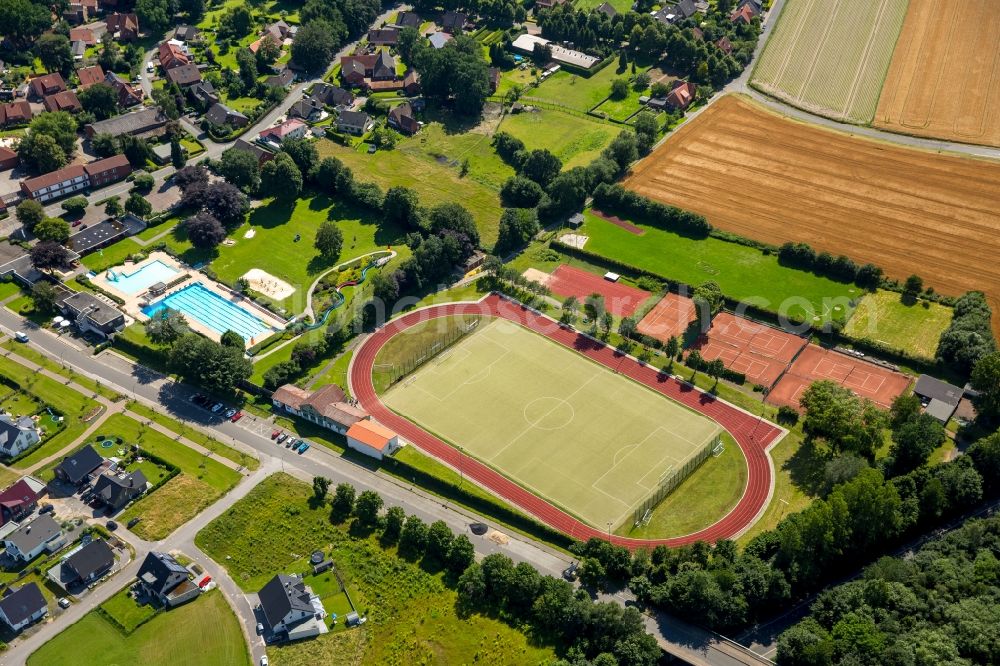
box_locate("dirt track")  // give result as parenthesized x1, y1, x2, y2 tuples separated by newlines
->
(875, 0, 1000, 147)
(625, 95, 1000, 337)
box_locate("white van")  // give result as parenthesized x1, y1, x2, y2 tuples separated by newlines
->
(14, 331, 28, 343)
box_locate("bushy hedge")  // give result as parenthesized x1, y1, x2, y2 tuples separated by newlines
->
(686, 351, 747, 384)
(382, 455, 575, 549)
(592, 184, 712, 237)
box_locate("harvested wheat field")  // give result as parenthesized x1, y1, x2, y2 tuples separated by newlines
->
(874, 0, 1000, 147)
(624, 95, 1000, 336)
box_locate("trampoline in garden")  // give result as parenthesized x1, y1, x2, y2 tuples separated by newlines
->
(101, 440, 116, 449)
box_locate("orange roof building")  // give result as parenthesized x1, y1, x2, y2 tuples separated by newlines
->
(346, 421, 400, 460)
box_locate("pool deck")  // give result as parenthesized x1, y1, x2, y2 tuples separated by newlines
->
(92, 251, 287, 347)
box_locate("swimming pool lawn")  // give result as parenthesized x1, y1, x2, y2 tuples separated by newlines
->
(209, 195, 410, 314)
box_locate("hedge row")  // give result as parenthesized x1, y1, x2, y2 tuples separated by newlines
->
(686, 352, 747, 385)
(382, 455, 575, 550)
(592, 184, 712, 237)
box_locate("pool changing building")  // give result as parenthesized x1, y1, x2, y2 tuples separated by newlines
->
(510, 34, 599, 70)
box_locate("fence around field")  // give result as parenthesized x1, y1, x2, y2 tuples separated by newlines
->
(374, 316, 483, 389)
(629, 433, 722, 529)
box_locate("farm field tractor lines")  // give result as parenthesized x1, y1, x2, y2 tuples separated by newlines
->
(874, 0, 1000, 147)
(751, 0, 908, 124)
(624, 95, 1000, 337)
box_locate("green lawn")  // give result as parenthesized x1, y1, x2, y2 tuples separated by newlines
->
(524, 62, 642, 113)
(98, 414, 240, 492)
(0, 355, 103, 469)
(397, 120, 514, 193)
(317, 137, 505, 247)
(497, 110, 619, 170)
(383, 318, 722, 529)
(0, 280, 21, 300)
(28, 589, 250, 666)
(616, 433, 746, 538)
(843, 290, 953, 360)
(578, 210, 858, 324)
(81, 238, 144, 272)
(100, 586, 159, 633)
(593, 87, 645, 121)
(126, 402, 259, 470)
(211, 195, 409, 314)
(1, 340, 122, 401)
(196, 474, 553, 666)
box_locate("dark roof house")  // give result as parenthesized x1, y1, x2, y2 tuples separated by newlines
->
(258, 574, 325, 639)
(137, 552, 199, 607)
(62, 539, 114, 586)
(914, 375, 965, 424)
(0, 583, 47, 632)
(393, 10, 421, 28)
(441, 11, 467, 33)
(265, 68, 294, 88)
(205, 103, 249, 127)
(188, 80, 219, 107)
(368, 28, 399, 45)
(92, 470, 147, 510)
(165, 63, 201, 87)
(85, 108, 167, 139)
(54, 445, 104, 485)
(44, 90, 82, 113)
(311, 83, 353, 108)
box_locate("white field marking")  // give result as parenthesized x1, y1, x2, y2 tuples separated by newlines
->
(487, 373, 602, 463)
(521, 396, 576, 431)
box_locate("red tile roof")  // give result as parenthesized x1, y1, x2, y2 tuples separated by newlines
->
(346, 420, 397, 451)
(77, 65, 106, 89)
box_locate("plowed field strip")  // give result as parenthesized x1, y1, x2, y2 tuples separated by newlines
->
(624, 96, 1000, 337)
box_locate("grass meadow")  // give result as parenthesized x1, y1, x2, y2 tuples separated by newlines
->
(496, 110, 619, 169)
(196, 473, 553, 666)
(578, 210, 858, 324)
(317, 134, 505, 247)
(843, 290, 953, 359)
(524, 63, 645, 113)
(28, 589, 250, 666)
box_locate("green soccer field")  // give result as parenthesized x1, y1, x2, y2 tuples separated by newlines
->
(383, 319, 722, 529)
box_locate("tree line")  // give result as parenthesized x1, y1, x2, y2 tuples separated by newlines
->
(313, 477, 662, 666)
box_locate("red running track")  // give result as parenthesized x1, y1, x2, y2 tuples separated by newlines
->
(350, 295, 783, 548)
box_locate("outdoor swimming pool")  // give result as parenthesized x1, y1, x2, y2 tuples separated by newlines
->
(142, 282, 272, 342)
(108, 260, 180, 295)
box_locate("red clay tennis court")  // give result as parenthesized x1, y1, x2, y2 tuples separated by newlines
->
(637, 293, 697, 343)
(768, 345, 911, 409)
(696, 339, 789, 387)
(546, 264, 651, 318)
(690, 312, 808, 388)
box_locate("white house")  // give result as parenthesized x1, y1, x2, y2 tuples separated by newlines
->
(3, 514, 64, 563)
(0, 414, 40, 459)
(258, 574, 328, 641)
(271, 384, 368, 436)
(345, 420, 400, 461)
(0, 583, 47, 632)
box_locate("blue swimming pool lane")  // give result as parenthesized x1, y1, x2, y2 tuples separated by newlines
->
(142, 282, 272, 342)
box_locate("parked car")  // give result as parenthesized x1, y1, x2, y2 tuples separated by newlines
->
(256, 622, 264, 635)
(271, 429, 281, 439)
(285, 438, 297, 448)
(58, 598, 71, 609)
(231, 411, 244, 422)
(126, 517, 141, 529)
(14, 331, 28, 343)
(276, 433, 288, 444)
(71, 219, 83, 227)
(106, 520, 118, 531)
(297, 442, 310, 454)
(224, 408, 237, 419)
(39, 503, 54, 515)
(261, 657, 269, 666)
(210, 402, 224, 413)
